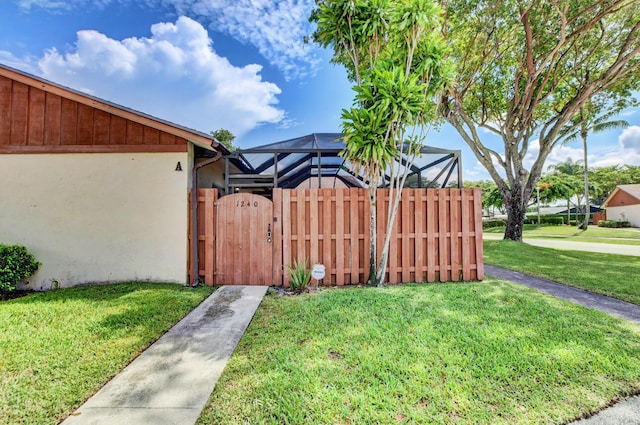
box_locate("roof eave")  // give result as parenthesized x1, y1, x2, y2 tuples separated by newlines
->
(602, 187, 621, 208)
(0, 63, 222, 153)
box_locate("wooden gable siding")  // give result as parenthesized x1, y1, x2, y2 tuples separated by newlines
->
(0, 75, 188, 153)
(607, 189, 640, 207)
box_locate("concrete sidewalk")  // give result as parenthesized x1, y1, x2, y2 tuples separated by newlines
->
(62, 285, 268, 425)
(485, 265, 640, 324)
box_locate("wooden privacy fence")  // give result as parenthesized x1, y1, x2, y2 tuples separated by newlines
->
(190, 187, 484, 286)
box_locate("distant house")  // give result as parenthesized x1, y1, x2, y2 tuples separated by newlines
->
(557, 205, 604, 215)
(602, 184, 640, 227)
(0, 63, 232, 289)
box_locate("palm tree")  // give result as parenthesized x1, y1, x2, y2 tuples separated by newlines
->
(558, 103, 629, 229)
(547, 159, 584, 224)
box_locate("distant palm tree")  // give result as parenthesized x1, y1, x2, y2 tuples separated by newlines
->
(546, 160, 583, 224)
(548, 157, 583, 177)
(557, 103, 628, 229)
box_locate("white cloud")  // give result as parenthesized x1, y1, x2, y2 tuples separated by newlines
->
(536, 142, 585, 171)
(14, 0, 320, 80)
(463, 161, 489, 181)
(16, 0, 110, 11)
(520, 133, 640, 172)
(620, 108, 638, 117)
(276, 115, 302, 130)
(34, 16, 283, 136)
(619, 125, 640, 152)
(169, 0, 319, 80)
(0, 50, 38, 73)
(587, 126, 640, 167)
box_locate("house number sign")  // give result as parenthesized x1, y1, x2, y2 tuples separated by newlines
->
(236, 200, 260, 208)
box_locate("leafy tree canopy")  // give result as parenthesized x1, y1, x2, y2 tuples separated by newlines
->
(310, 0, 451, 285)
(441, 0, 640, 240)
(210, 128, 237, 152)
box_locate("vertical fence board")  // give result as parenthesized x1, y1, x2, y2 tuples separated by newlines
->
(322, 188, 333, 284)
(309, 189, 319, 265)
(426, 189, 436, 282)
(350, 188, 360, 284)
(414, 190, 424, 282)
(204, 189, 216, 285)
(296, 190, 305, 262)
(282, 189, 292, 287)
(197, 192, 206, 281)
(438, 190, 449, 282)
(401, 189, 411, 283)
(273, 189, 283, 286)
(335, 189, 345, 285)
(461, 189, 471, 281)
(362, 189, 370, 284)
(473, 188, 484, 280)
(450, 189, 461, 282)
(376, 189, 385, 282)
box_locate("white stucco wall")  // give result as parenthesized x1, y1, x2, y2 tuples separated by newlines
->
(606, 205, 640, 227)
(196, 159, 227, 189)
(0, 152, 190, 289)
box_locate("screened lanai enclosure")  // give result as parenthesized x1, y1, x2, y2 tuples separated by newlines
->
(222, 133, 462, 196)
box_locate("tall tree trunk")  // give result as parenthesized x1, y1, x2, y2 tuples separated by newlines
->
(504, 189, 526, 241)
(376, 187, 402, 286)
(579, 131, 590, 230)
(367, 185, 379, 286)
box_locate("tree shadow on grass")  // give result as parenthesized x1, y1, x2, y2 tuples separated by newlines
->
(2, 282, 191, 305)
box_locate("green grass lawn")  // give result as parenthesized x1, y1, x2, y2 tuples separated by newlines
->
(0, 282, 214, 425)
(484, 240, 640, 305)
(485, 224, 640, 245)
(198, 282, 640, 425)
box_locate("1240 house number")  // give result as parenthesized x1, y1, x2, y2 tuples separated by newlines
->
(236, 200, 259, 208)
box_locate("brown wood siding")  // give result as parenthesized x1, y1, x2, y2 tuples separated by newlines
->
(27, 89, 45, 145)
(110, 115, 127, 145)
(77, 103, 94, 145)
(0, 77, 11, 144)
(44, 93, 61, 145)
(93, 109, 111, 145)
(0, 74, 190, 153)
(10, 81, 28, 145)
(144, 127, 160, 145)
(60, 98, 78, 145)
(607, 190, 640, 207)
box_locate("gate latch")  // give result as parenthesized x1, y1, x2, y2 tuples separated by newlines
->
(267, 224, 272, 243)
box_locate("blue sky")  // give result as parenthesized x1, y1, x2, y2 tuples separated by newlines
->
(1, 0, 639, 182)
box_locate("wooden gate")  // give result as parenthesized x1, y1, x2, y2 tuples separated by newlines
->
(214, 193, 273, 285)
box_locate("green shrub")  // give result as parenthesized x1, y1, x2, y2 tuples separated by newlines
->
(598, 220, 631, 228)
(0, 244, 40, 292)
(286, 258, 312, 292)
(523, 215, 564, 225)
(483, 220, 505, 229)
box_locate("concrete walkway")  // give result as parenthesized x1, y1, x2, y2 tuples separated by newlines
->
(486, 265, 640, 424)
(572, 395, 640, 425)
(62, 285, 268, 425)
(485, 265, 640, 324)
